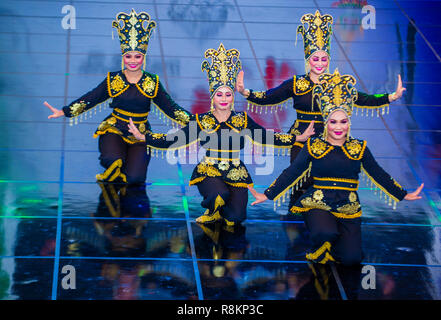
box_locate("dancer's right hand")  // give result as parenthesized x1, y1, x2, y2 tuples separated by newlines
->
(295, 121, 315, 142)
(248, 186, 268, 205)
(128, 118, 146, 141)
(235, 70, 248, 97)
(43, 101, 64, 119)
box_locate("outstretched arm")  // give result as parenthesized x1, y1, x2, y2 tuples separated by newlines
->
(236, 70, 294, 106)
(128, 117, 199, 150)
(152, 80, 193, 126)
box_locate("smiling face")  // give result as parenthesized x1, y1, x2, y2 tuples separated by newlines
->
(308, 51, 329, 76)
(326, 110, 350, 143)
(123, 51, 144, 71)
(212, 86, 234, 111)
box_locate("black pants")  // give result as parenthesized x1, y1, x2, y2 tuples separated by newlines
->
(98, 133, 151, 184)
(197, 177, 248, 224)
(304, 209, 362, 266)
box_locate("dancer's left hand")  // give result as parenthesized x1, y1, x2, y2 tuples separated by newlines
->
(128, 118, 146, 141)
(404, 183, 424, 201)
(389, 74, 406, 102)
(248, 186, 268, 205)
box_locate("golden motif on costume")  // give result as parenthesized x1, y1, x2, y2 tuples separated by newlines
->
(290, 121, 301, 135)
(349, 191, 357, 203)
(293, 75, 314, 95)
(232, 159, 240, 167)
(226, 166, 248, 181)
(345, 139, 363, 156)
(204, 157, 215, 165)
(301, 190, 331, 211)
(296, 78, 311, 91)
(342, 138, 366, 160)
(142, 75, 156, 93)
(110, 74, 126, 92)
(253, 91, 266, 99)
(336, 202, 361, 215)
(275, 133, 293, 143)
(313, 189, 324, 201)
(309, 138, 327, 155)
(218, 161, 230, 171)
(97, 117, 117, 131)
(197, 162, 222, 177)
(112, 9, 156, 55)
(230, 113, 246, 128)
(201, 43, 241, 97)
(151, 132, 165, 140)
(174, 109, 190, 124)
(70, 101, 87, 117)
(138, 123, 146, 134)
(201, 114, 216, 130)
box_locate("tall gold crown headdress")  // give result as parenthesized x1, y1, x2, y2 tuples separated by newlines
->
(201, 43, 241, 98)
(112, 9, 157, 55)
(296, 11, 333, 61)
(313, 68, 358, 123)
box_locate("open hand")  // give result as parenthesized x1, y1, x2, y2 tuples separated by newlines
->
(235, 70, 247, 96)
(248, 185, 268, 205)
(128, 118, 146, 141)
(404, 183, 424, 201)
(295, 121, 315, 142)
(43, 101, 64, 119)
(389, 75, 406, 102)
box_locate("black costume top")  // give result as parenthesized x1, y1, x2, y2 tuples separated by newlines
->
(246, 74, 390, 142)
(62, 70, 192, 144)
(264, 136, 407, 218)
(143, 111, 296, 188)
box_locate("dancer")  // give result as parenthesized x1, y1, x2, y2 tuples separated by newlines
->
(236, 11, 406, 203)
(43, 9, 192, 184)
(248, 69, 423, 266)
(128, 43, 314, 226)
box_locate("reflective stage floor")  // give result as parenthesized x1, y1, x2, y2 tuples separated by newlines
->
(0, 0, 440, 300)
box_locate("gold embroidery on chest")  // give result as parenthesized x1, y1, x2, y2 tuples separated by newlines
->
(296, 78, 311, 91)
(345, 139, 363, 156)
(230, 114, 245, 128)
(110, 74, 126, 92)
(310, 139, 327, 154)
(142, 76, 156, 93)
(201, 115, 216, 130)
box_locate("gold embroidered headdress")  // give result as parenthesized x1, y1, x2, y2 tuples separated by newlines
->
(112, 9, 157, 56)
(201, 43, 241, 98)
(313, 68, 358, 122)
(313, 69, 357, 140)
(296, 11, 333, 71)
